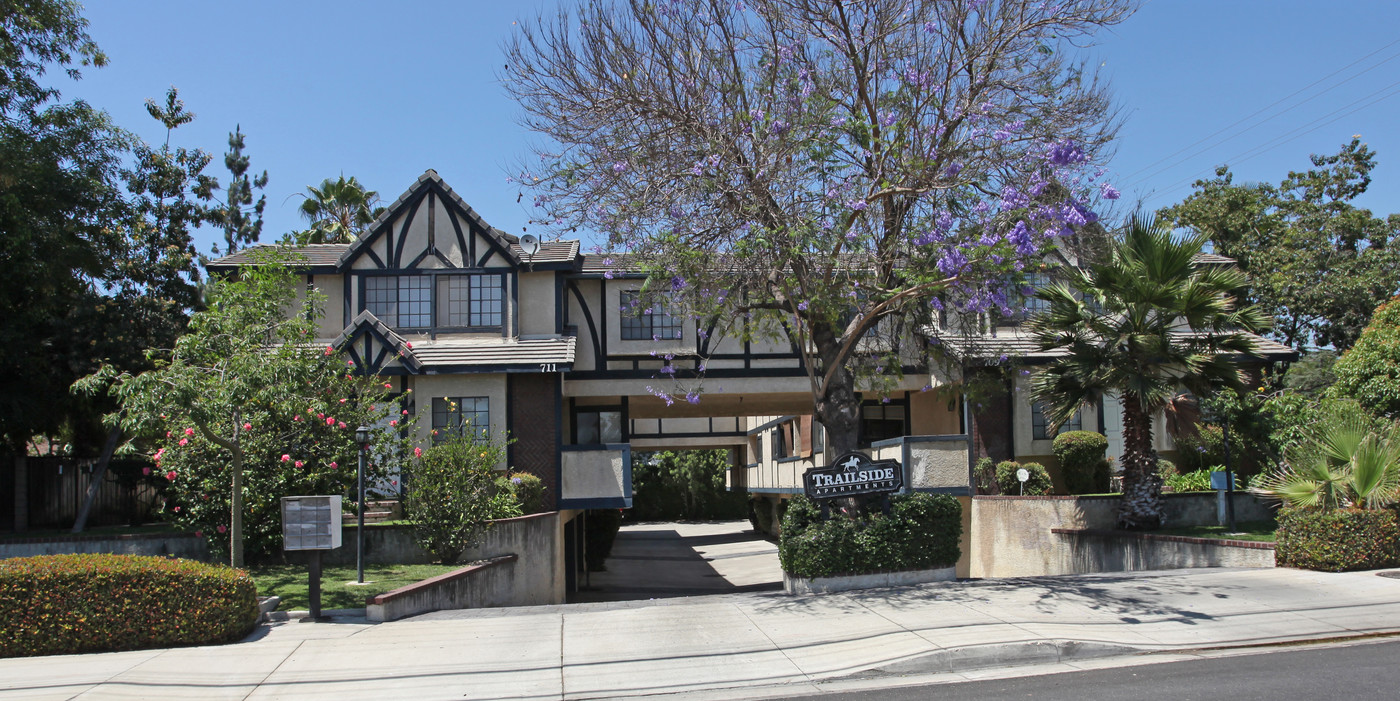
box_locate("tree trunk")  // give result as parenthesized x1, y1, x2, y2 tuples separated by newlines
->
(72, 426, 122, 533)
(231, 447, 244, 568)
(811, 326, 862, 457)
(1117, 394, 1163, 530)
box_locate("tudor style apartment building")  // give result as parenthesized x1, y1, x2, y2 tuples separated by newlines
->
(211, 171, 1295, 572)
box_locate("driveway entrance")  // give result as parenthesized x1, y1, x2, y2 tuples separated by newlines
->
(571, 520, 782, 602)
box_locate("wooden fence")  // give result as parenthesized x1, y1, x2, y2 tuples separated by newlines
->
(5, 456, 161, 532)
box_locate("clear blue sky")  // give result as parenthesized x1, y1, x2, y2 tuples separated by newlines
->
(57, 0, 1400, 257)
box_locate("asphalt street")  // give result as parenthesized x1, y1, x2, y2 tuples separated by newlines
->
(770, 637, 1400, 701)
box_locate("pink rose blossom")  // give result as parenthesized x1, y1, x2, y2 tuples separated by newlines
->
(294, 415, 302, 422)
(166, 471, 177, 480)
(142, 467, 151, 475)
(281, 454, 290, 462)
(392, 480, 399, 486)
(347, 360, 355, 366)
(384, 383, 392, 389)
(178, 438, 187, 446)
(402, 410, 408, 416)
(389, 420, 398, 427)
(194, 530, 202, 537)
(243, 422, 252, 431)
(166, 431, 172, 438)
(184, 428, 195, 436)
(339, 398, 347, 404)
(405, 342, 413, 349)
(338, 421, 346, 429)
(324, 345, 334, 356)
(329, 461, 338, 469)
(414, 447, 423, 458)
(173, 506, 180, 512)
(370, 405, 376, 411)
(217, 525, 227, 534)
(317, 413, 325, 419)
(326, 417, 335, 426)
(295, 460, 304, 468)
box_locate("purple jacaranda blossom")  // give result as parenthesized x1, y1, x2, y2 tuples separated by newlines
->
(686, 391, 702, 405)
(944, 162, 962, 178)
(612, 161, 628, 173)
(879, 112, 897, 127)
(1047, 140, 1087, 166)
(798, 300, 809, 311)
(1100, 183, 1121, 200)
(848, 199, 868, 211)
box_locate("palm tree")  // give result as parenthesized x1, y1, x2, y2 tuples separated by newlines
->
(1028, 215, 1270, 530)
(1252, 412, 1400, 510)
(297, 175, 385, 243)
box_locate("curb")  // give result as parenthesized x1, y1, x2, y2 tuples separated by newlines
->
(846, 639, 1145, 679)
(263, 607, 368, 622)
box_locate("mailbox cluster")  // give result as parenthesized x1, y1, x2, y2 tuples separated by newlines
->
(281, 496, 343, 551)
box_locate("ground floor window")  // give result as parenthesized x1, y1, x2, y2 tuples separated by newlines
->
(576, 409, 623, 444)
(860, 404, 905, 446)
(1031, 401, 1082, 440)
(432, 396, 490, 443)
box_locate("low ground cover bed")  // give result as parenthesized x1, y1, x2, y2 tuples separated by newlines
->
(0, 554, 258, 658)
(250, 563, 462, 610)
(1152, 521, 1277, 543)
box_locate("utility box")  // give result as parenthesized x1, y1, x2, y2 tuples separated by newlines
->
(281, 496, 343, 551)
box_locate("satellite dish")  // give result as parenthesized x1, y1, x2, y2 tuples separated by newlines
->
(520, 234, 541, 257)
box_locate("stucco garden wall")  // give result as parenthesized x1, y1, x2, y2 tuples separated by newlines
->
(969, 493, 1276, 578)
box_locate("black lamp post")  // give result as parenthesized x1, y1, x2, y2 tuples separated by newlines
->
(355, 425, 370, 584)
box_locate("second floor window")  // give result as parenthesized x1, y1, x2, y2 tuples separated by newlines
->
(367, 275, 432, 328)
(620, 291, 681, 340)
(365, 273, 504, 329)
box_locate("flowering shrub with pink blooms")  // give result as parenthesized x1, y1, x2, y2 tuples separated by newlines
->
(403, 434, 510, 564)
(77, 251, 419, 566)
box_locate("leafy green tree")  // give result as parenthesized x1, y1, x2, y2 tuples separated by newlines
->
(404, 435, 508, 564)
(76, 251, 415, 566)
(121, 86, 216, 318)
(1160, 138, 1400, 354)
(209, 125, 267, 256)
(1331, 297, 1400, 418)
(0, 1, 129, 454)
(504, 0, 1135, 456)
(1029, 215, 1270, 529)
(293, 175, 384, 244)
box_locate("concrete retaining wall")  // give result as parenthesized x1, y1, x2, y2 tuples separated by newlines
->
(0, 532, 209, 561)
(784, 566, 956, 595)
(969, 493, 1276, 578)
(343, 512, 565, 612)
(1049, 529, 1274, 571)
(367, 555, 520, 622)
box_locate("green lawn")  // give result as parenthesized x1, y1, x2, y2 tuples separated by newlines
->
(1154, 520, 1277, 543)
(248, 563, 462, 611)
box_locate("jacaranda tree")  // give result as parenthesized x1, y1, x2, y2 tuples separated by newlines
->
(77, 250, 417, 566)
(505, 0, 1135, 455)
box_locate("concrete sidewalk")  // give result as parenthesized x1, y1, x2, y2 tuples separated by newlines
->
(5, 567, 1400, 700)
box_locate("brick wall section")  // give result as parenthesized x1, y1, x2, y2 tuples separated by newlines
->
(969, 371, 1012, 464)
(510, 373, 560, 510)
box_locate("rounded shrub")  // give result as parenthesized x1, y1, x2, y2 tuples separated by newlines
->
(1275, 508, 1400, 572)
(1053, 431, 1111, 494)
(995, 460, 1053, 496)
(973, 457, 999, 495)
(0, 554, 259, 658)
(778, 493, 962, 578)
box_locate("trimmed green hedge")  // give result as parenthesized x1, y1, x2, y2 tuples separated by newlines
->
(0, 554, 259, 658)
(778, 493, 962, 579)
(1275, 508, 1400, 572)
(1053, 431, 1111, 494)
(995, 460, 1052, 496)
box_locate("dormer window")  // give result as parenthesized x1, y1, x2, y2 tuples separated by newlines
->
(363, 273, 504, 331)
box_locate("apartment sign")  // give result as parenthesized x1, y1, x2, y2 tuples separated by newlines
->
(803, 452, 903, 499)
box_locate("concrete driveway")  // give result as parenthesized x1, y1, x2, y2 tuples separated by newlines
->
(572, 520, 784, 602)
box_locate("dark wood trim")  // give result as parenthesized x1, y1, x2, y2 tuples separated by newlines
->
(565, 280, 602, 368)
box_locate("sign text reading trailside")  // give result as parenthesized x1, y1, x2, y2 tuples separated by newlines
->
(803, 452, 903, 499)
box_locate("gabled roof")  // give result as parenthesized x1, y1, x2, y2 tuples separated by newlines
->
(331, 310, 422, 373)
(409, 336, 576, 371)
(512, 240, 580, 266)
(335, 169, 525, 269)
(1192, 252, 1237, 266)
